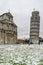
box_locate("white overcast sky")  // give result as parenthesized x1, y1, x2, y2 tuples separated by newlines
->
(0, 0, 43, 39)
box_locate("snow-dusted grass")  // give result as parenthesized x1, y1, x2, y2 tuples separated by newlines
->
(0, 44, 43, 65)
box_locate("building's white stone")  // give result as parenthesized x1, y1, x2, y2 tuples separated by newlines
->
(0, 12, 17, 44)
(30, 11, 40, 44)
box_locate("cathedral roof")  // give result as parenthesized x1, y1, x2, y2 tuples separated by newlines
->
(0, 12, 13, 18)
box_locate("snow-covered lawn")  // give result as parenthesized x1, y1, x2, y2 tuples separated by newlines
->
(0, 44, 43, 65)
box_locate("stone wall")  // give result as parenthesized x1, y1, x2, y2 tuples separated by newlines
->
(0, 12, 17, 44)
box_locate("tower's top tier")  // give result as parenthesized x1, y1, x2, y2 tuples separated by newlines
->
(32, 11, 39, 17)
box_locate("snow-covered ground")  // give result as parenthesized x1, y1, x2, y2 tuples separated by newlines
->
(0, 44, 43, 65)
